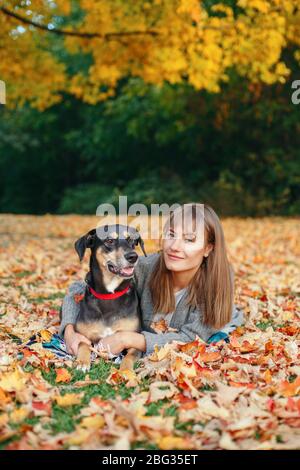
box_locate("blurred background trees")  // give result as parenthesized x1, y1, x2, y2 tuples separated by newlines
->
(0, 0, 299, 215)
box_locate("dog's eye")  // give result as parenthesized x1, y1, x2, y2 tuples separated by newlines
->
(105, 238, 115, 245)
(127, 237, 138, 247)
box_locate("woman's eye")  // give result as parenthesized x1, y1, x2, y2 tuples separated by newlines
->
(185, 237, 195, 243)
(166, 230, 175, 238)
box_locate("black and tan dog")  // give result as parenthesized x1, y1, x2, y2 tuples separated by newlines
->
(70, 224, 147, 371)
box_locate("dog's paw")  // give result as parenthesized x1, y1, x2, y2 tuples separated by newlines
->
(76, 362, 90, 372)
(119, 361, 133, 372)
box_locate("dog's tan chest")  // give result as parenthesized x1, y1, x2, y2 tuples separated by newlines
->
(75, 317, 139, 343)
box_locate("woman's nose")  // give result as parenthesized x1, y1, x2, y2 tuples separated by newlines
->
(170, 237, 182, 250)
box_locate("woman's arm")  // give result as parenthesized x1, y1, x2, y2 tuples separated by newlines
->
(100, 308, 219, 357)
(59, 280, 85, 338)
(100, 303, 245, 356)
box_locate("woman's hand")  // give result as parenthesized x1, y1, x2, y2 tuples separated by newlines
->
(64, 324, 91, 355)
(99, 332, 127, 356)
(99, 331, 146, 356)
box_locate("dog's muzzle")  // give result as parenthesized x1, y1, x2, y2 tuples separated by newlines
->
(106, 261, 136, 277)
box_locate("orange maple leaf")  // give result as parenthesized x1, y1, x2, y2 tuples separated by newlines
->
(55, 368, 71, 383)
(196, 350, 222, 363)
(178, 339, 203, 354)
(278, 377, 300, 397)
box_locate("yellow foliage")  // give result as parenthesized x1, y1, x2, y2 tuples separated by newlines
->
(0, 0, 299, 109)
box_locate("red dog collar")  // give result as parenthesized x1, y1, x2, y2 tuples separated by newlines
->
(88, 284, 131, 300)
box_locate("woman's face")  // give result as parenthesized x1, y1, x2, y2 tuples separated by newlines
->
(162, 217, 213, 272)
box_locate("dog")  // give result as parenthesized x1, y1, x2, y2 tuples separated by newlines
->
(70, 224, 147, 371)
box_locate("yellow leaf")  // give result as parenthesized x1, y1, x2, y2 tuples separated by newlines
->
(158, 436, 188, 450)
(80, 415, 105, 429)
(54, 393, 83, 407)
(0, 369, 27, 392)
(10, 407, 30, 424)
(66, 428, 91, 446)
(0, 413, 9, 427)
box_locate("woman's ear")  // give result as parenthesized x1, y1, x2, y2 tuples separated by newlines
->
(204, 243, 214, 258)
(74, 228, 96, 261)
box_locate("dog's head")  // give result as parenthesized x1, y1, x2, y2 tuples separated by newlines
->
(74, 224, 147, 279)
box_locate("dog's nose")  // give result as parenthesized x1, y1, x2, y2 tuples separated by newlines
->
(124, 251, 138, 264)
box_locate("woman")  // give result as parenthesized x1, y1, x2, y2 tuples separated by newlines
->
(59, 203, 244, 357)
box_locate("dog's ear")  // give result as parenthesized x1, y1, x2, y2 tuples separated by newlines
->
(135, 230, 147, 257)
(74, 229, 96, 262)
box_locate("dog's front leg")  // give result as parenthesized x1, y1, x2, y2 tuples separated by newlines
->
(119, 347, 142, 371)
(76, 342, 91, 372)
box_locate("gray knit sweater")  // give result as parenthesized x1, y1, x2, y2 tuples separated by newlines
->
(59, 252, 244, 356)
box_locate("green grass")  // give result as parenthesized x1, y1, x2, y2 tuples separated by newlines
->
(0, 435, 20, 450)
(255, 320, 274, 331)
(200, 384, 216, 392)
(288, 374, 297, 383)
(46, 403, 84, 434)
(30, 292, 66, 303)
(175, 420, 201, 434)
(145, 399, 169, 416)
(131, 440, 159, 450)
(10, 357, 153, 447)
(37, 358, 151, 436)
(15, 270, 35, 278)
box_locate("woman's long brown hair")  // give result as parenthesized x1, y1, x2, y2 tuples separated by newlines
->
(148, 203, 234, 329)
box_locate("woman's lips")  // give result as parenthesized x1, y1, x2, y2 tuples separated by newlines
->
(167, 253, 184, 261)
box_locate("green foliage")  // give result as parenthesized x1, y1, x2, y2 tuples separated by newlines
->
(1, 70, 299, 216)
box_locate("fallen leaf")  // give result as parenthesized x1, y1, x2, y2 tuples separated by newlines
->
(55, 368, 71, 383)
(54, 393, 83, 407)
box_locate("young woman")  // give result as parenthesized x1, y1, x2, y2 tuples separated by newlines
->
(59, 203, 244, 358)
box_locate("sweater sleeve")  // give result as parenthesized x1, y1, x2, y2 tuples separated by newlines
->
(218, 304, 244, 335)
(141, 308, 214, 356)
(141, 303, 244, 356)
(58, 280, 86, 338)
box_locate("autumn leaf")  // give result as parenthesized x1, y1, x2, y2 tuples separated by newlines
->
(0, 369, 28, 392)
(0, 215, 299, 450)
(32, 400, 52, 417)
(55, 368, 71, 383)
(54, 393, 83, 407)
(9, 407, 30, 424)
(278, 377, 300, 398)
(107, 368, 139, 387)
(147, 381, 178, 402)
(80, 415, 105, 429)
(0, 388, 11, 407)
(158, 435, 190, 450)
(151, 318, 169, 333)
(74, 294, 84, 303)
(195, 349, 222, 363)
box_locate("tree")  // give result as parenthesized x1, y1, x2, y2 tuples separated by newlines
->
(1, 0, 299, 110)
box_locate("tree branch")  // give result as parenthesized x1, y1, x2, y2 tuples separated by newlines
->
(0, 6, 159, 39)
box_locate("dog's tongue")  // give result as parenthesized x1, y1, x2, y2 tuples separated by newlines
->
(120, 266, 135, 276)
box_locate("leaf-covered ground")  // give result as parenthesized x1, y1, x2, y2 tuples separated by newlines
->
(0, 215, 299, 450)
